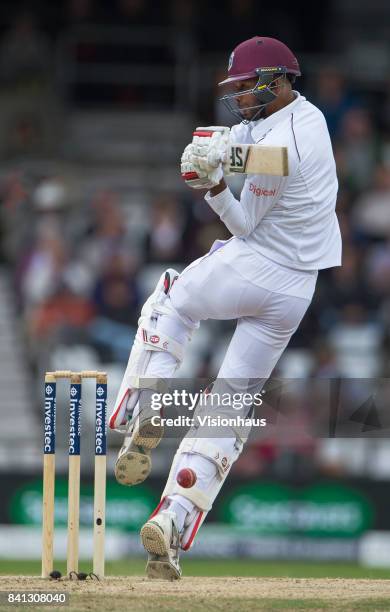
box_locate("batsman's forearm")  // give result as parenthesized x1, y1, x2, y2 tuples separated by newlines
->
(209, 178, 227, 197)
(205, 185, 251, 238)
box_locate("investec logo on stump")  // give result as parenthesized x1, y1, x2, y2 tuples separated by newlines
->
(69, 384, 81, 455)
(95, 385, 107, 455)
(44, 384, 56, 454)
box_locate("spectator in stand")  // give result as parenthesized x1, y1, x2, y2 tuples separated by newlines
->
(335, 108, 381, 192)
(80, 189, 136, 278)
(310, 243, 377, 336)
(28, 282, 95, 343)
(18, 219, 68, 308)
(312, 66, 359, 139)
(328, 302, 385, 378)
(328, 243, 376, 311)
(89, 252, 140, 361)
(92, 253, 140, 326)
(365, 240, 390, 343)
(144, 194, 185, 263)
(353, 163, 390, 240)
(365, 239, 390, 298)
(312, 343, 340, 378)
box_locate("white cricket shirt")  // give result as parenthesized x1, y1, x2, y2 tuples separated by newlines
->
(205, 92, 342, 272)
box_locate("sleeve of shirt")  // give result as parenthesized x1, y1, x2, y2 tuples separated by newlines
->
(229, 123, 253, 145)
(205, 174, 288, 238)
(205, 133, 300, 238)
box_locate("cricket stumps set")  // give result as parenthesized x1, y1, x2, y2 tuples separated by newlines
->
(42, 370, 107, 579)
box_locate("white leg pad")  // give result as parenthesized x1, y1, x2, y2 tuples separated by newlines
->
(109, 268, 185, 430)
(159, 434, 244, 550)
(162, 436, 242, 511)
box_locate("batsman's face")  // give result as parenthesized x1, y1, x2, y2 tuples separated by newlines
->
(233, 78, 262, 120)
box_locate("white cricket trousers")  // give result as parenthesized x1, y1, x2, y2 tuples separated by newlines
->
(145, 237, 317, 381)
(143, 237, 318, 535)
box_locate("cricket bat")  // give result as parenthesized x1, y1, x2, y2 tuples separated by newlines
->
(227, 144, 289, 176)
(182, 131, 289, 188)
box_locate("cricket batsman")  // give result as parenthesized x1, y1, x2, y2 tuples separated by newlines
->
(109, 36, 341, 579)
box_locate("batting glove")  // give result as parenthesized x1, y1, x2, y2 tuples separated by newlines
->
(191, 126, 230, 173)
(181, 143, 223, 190)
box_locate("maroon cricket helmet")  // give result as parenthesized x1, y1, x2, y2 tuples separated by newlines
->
(219, 36, 301, 86)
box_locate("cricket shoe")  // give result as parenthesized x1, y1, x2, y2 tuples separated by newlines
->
(140, 510, 182, 580)
(114, 399, 164, 486)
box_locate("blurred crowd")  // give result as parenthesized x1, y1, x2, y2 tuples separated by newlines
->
(0, 1, 390, 479)
(2, 175, 230, 370)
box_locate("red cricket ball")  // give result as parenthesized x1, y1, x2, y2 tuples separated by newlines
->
(176, 468, 197, 488)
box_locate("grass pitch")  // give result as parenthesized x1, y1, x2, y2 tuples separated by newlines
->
(0, 560, 390, 611)
(1, 559, 390, 579)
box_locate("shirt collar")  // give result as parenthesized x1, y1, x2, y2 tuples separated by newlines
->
(250, 91, 304, 142)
